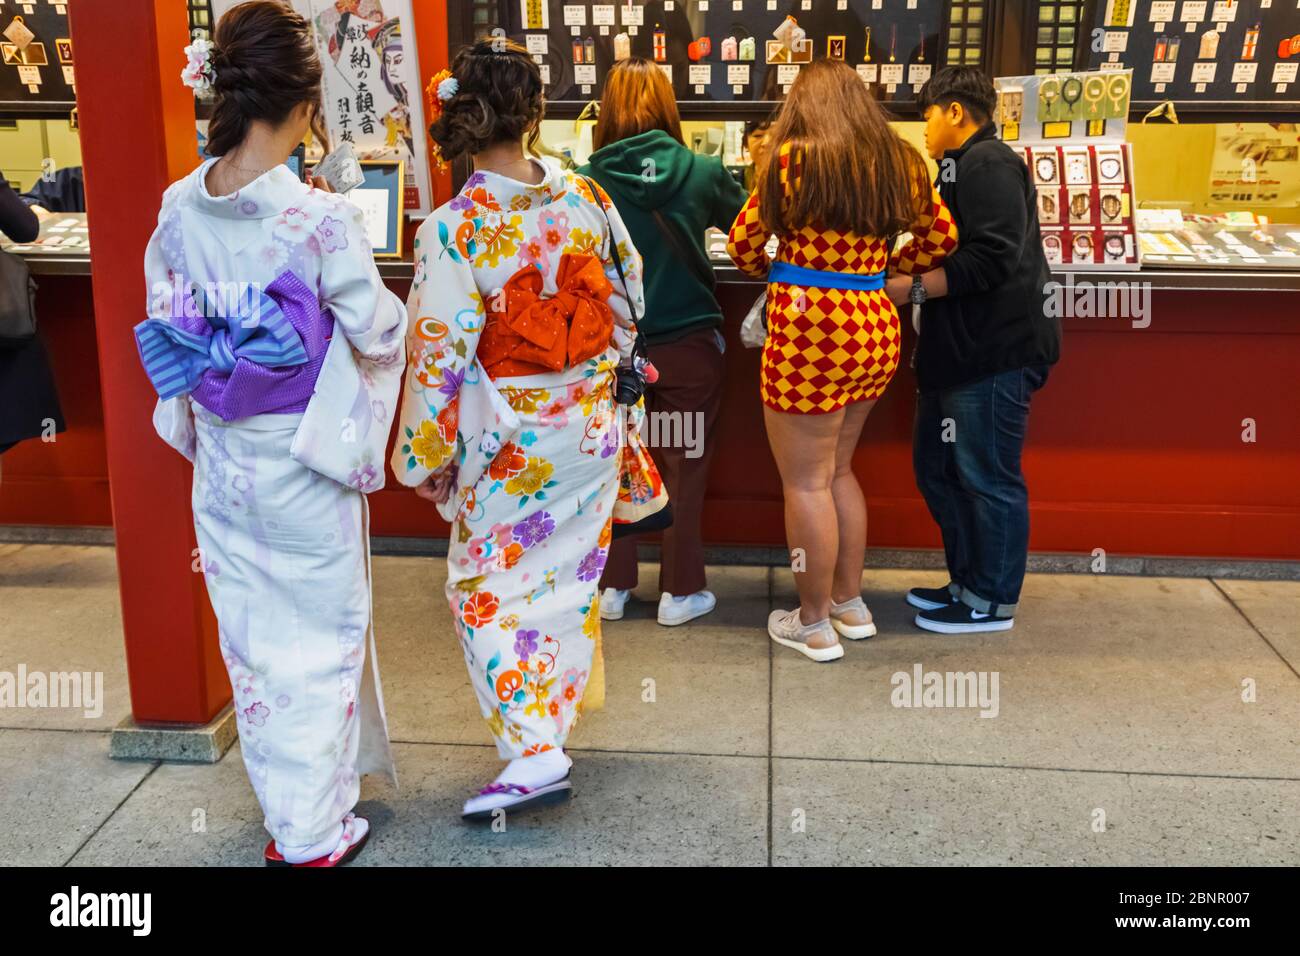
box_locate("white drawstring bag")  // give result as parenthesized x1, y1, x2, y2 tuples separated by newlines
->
(739, 291, 767, 348)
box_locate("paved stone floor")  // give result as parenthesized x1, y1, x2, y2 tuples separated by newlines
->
(1, 543, 1297, 866)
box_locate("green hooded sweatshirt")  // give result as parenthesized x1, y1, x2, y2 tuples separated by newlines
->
(579, 129, 749, 346)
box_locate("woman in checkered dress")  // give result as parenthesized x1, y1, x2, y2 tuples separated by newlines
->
(727, 59, 958, 662)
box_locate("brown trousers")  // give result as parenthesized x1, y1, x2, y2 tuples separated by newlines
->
(600, 326, 725, 596)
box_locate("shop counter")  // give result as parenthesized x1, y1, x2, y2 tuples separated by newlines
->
(4, 247, 1298, 561)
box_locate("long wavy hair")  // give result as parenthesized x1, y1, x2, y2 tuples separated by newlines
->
(759, 59, 929, 237)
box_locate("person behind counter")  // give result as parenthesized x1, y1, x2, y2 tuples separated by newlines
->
(742, 115, 775, 192)
(884, 67, 1059, 635)
(133, 0, 407, 866)
(727, 60, 959, 662)
(0, 170, 65, 462)
(21, 165, 85, 216)
(580, 57, 748, 627)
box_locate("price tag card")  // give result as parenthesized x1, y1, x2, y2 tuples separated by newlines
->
(539, 64, 551, 84)
(1178, 1, 1206, 21)
(657, 63, 673, 82)
(734, 0, 743, 9)
(621, 5, 644, 25)
(563, 5, 587, 25)
(1190, 61, 1216, 82)
(1231, 61, 1258, 83)
(698, 0, 708, 9)
(526, 33, 548, 55)
(1272, 62, 1299, 84)
(1150, 62, 1177, 82)
(880, 63, 905, 85)
(1099, 60, 1126, 71)
(689, 64, 712, 85)
(768, 0, 778, 9)
(727, 64, 750, 84)
(1103, 31, 1128, 52)
(18, 64, 40, 85)
(1149, 1, 1177, 19)
(857, 63, 878, 83)
(908, 63, 932, 86)
(575, 63, 597, 84)
(1210, 0, 1237, 20)
(61, 65, 74, 85)
(593, 4, 616, 24)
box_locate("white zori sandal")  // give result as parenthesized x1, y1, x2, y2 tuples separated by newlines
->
(829, 596, 877, 640)
(461, 775, 574, 822)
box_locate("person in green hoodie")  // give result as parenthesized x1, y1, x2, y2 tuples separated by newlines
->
(579, 56, 748, 627)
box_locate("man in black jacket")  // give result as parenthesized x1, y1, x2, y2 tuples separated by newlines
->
(885, 67, 1060, 634)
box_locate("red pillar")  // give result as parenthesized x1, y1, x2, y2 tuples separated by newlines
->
(411, 0, 452, 206)
(71, 0, 227, 723)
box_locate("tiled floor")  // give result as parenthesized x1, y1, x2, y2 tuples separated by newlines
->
(1, 544, 1297, 866)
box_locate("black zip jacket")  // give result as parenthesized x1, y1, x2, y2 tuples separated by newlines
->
(916, 124, 1060, 392)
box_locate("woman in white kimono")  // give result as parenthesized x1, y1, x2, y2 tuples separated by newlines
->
(135, 2, 405, 866)
(393, 40, 646, 820)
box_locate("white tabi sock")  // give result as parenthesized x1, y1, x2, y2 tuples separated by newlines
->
(496, 748, 572, 790)
(276, 821, 344, 865)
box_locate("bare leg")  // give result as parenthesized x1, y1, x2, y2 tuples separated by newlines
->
(763, 404, 843, 624)
(830, 399, 876, 608)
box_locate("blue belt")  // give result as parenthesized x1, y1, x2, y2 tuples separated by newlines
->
(768, 261, 886, 291)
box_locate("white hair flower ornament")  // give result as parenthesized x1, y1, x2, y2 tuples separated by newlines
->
(182, 37, 216, 95)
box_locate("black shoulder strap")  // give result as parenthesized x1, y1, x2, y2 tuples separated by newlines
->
(580, 175, 646, 360)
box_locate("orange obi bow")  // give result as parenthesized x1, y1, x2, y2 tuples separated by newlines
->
(477, 253, 616, 378)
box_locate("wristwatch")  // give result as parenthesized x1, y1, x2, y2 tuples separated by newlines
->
(909, 275, 927, 306)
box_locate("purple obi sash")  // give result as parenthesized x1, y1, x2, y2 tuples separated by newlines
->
(133, 269, 332, 422)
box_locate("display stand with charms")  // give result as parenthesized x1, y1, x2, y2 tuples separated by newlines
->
(1000, 68, 1141, 270)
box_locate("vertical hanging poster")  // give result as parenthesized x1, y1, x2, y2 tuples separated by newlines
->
(290, 0, 432, 214)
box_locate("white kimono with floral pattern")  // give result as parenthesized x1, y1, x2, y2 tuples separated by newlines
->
(393, 160, 644, 760)
(143, 159, 406, 849)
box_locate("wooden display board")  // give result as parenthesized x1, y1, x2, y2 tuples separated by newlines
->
(1079, 0, 1300, 117)
(0, 1, 76, 116)
(454, 0, 993, 116)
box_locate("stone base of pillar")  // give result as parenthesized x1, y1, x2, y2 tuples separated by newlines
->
(109, 704, 236, 763)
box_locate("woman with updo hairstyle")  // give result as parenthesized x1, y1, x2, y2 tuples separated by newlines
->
(392, 38, 647, 822)
(134, 0, 407, 865)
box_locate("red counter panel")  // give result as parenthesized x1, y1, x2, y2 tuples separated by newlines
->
(4, 276, 1298, 561)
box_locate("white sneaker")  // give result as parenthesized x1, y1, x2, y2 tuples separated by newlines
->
(657, 589, 716, 626)
(829, 595, 877, 640)
(767, 608, 844, 662)
(600, 587, 631, 621)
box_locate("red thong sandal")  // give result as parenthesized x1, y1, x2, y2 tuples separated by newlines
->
(264, 813, 370, 867)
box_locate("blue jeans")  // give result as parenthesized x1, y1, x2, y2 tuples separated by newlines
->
(912, 365, 1050, 617)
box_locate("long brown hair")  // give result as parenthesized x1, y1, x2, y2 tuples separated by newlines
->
(759, 59, 929, 237)
(593, 57, 684, 151)
(431, 38, 545, 163)
(207, 1, 327, 157)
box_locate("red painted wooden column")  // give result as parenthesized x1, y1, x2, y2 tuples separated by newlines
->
(70, 0, 227, 724)
(410, 0, 452, 207)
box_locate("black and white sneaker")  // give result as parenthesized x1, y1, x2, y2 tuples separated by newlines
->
(914, 602, 1014, 634)
(906, 585, 959, 611)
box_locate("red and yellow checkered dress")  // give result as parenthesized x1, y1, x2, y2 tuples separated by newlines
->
(727, 143, 958, 414)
